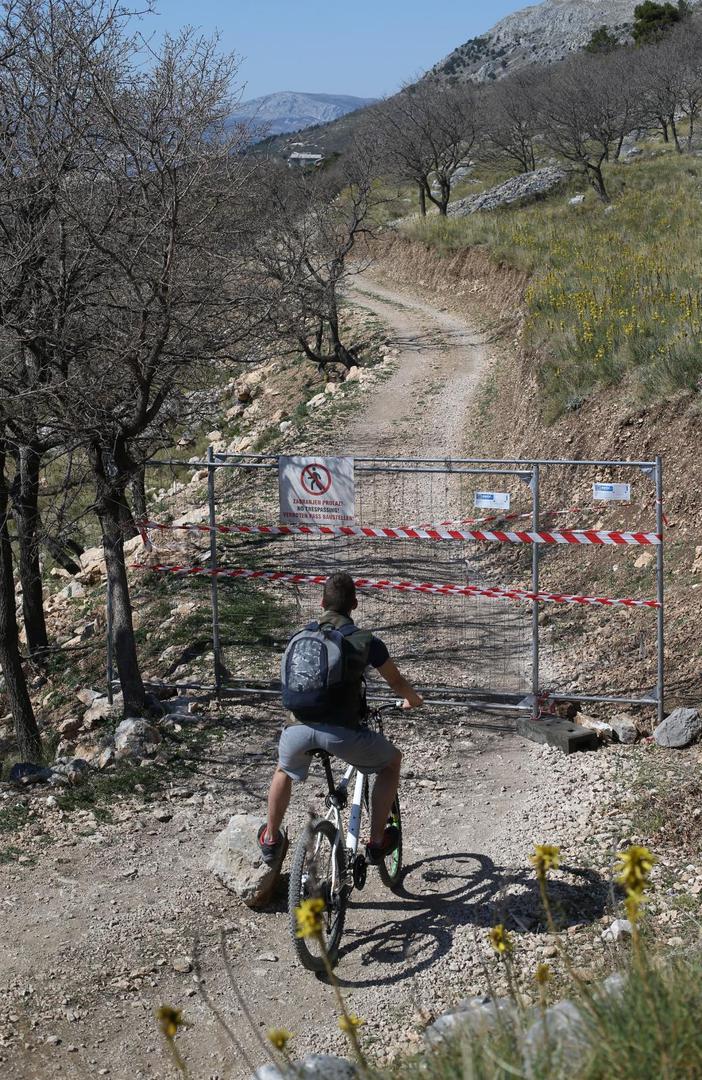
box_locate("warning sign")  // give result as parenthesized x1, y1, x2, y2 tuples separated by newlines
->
(278, 455, 355, 525)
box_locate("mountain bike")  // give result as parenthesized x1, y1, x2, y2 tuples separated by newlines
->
(288, 702, 404, 972)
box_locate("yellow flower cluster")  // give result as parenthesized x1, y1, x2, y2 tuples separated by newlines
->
(617, 844, 657, 924)
(488, 923, 513, 956)
(268, 1028, 293, 1051)
(339, 1014, 364, 1033)
(294, 897, 325, 939)
(530, 844, 560, 881)
(156, 1006, 183, 1039)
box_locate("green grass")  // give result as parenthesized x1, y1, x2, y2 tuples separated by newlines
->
(376, 951, 702, 1080)
(402, 152, 702, 418)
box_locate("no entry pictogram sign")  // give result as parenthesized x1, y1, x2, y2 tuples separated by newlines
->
(279, 455, 355, 525)
(300, 462, 332, 496)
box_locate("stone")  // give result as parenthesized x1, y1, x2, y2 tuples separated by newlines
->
(114, 718, 161, 758)
(172, 956, 193, 974)
(58, 718, 82, 739)
(524, 1000, 587, 1073)
(76, 688, 102, 708)
(447, 167, 568, 217)
(601, 972, 626, 998)
(83, 693, 123, 725)
(601, 919, 632, 943)
(279, 421, 294, 433)
(610, 713, 638, 745)
(9, 762, 54, 785)
(569, 194, 586, 205)
(96, 746, 116, 770)
(153, 808, 173, 823)
(575, 713, 613, 741)
(324, 381, 340, 395)
(425, 997, 514, 1046)
(306, 392, 327, 410)
(251, 1055, 356, 1080)
(692, 545, 702, 574)
(344, 367, 361, 382)
(209, 813, 287, 908)
(57, 580, 86, 600)
(50, 758, 91, 786)
(653, 707, 702, 749)
(634, 550, 655, 569)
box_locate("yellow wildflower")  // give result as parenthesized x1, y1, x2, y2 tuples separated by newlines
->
(157, 1006, 183, 1039)
(617, 845, 656, 897)
(294, 897, 325, 939)
(268, 1029, 293, 1051)
(488, 924, 513, 956)
(530, 844, 561, 881)
(535, 963, 552, 986)
(339, 1015, 364, 1033)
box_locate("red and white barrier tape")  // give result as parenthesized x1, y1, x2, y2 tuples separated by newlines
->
(133, 563, 660, 609)
(139, 519, 662, 548)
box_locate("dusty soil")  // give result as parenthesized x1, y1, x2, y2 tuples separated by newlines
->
(0, 272, 644, 1080)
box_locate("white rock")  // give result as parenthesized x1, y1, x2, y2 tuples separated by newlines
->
(569, 194, 585, 205)
(601, 919, 632, 943)
(251, 1055, 356, 1080)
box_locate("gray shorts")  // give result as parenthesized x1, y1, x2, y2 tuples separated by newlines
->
(278, 722, 400, 782)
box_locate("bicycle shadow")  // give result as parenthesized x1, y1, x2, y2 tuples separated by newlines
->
(329, 851, 610, 990)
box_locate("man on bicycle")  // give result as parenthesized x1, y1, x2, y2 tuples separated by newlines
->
(259, 571, 423, 866)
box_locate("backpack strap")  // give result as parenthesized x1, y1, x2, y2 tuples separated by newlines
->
(337, 623, 358, 638)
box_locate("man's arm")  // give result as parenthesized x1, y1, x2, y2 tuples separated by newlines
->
(376, 659, 423, 709)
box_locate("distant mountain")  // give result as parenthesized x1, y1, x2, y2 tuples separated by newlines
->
(231, 91, 375, 137)
(430, 0, 701, 82)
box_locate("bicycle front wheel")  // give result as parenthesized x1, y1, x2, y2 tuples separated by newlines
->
(288, 817, 347, 971)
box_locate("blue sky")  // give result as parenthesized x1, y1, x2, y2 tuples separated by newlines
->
(138, 1, 524, 101)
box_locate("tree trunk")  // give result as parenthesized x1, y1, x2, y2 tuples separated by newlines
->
(91, 448, 144, 715)
(588, 162, 610, 203)
(659, 117, 669, 142)
(670, 116, 682, 153)
(614, 134, 625, 161)
(328, 302, 357, 370)
(11, 444, 48, 655)
(0, 443, 42, 761)
(417, 183, 426, 217)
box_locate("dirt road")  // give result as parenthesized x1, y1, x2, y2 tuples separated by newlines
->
(0, 275, 617, 1080)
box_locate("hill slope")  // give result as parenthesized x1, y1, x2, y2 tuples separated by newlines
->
(431, 0, 700, 81)
(231, 90, 374, 137)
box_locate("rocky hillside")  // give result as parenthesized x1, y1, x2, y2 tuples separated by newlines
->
(230, 91, 374, 137)
(430, 0, 699, 82)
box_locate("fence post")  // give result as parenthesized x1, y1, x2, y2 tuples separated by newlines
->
(531, 463, 540, 720)
(106, 575, 114, 705)
(207, 445, 223, 691)
(655, 455, 665, 726)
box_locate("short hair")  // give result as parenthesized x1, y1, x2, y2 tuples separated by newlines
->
(322, 572, 356, 615)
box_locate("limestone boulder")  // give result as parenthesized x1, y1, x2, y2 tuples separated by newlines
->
(653, 707, 702, 749)
(209, 813, 287, 909)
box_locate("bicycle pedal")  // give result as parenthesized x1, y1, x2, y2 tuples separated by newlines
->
(352, 854, 367, 890)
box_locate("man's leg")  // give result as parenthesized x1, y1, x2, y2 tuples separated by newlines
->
(369, 749, 402, 847)
(264, 766, 292, 843)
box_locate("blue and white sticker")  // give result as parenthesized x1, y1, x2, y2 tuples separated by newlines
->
(474, 491, 511, 511)
(593, 482, 631, 502)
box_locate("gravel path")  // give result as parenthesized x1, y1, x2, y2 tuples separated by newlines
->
(0, 273, 632, 1080)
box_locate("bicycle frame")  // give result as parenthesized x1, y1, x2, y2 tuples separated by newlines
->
(312, 761, 363, 901)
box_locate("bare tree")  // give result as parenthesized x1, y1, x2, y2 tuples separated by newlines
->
(482, 70, 541, 173)
(245, 141, 377, 374)
(371, 81, 482, 216)
(637, 20, 702, 151)
(0, 1, 253, 718)
(538, 52, 641, 201)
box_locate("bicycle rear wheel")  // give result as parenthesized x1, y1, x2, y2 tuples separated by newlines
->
(288, 817, 347, 971)
(366, 779, 403, 890)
